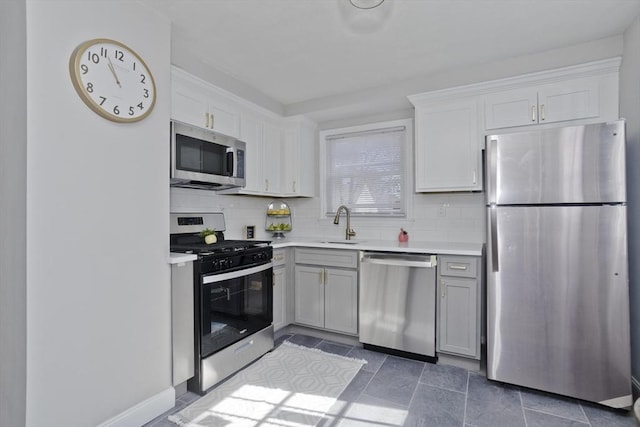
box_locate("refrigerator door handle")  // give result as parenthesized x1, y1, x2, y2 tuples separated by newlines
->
(490, 206, 499, 272)
(487, 137, 498, 204)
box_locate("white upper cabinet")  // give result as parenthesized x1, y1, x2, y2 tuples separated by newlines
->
(411, 98, 482, 192)
(281, 116, 316, 197)
(171, 68, 240, 138)
(171, 66, 318, 197)
(237, 112, 264, 193)
(485, 77, 600, 130)
(409, 58, 620, 193)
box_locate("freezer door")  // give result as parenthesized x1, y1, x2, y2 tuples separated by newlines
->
(486, 121, 626, 205)
(486, 205, 631, 407)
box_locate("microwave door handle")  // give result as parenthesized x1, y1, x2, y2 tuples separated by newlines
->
(226, 151, 234, 177)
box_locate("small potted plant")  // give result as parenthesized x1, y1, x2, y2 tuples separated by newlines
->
(199, 228, 217, 244)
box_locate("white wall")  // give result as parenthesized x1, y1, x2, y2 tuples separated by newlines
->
(171, 189, 484, 244)
(621, 15, 640, 397)
(0, 1, 27, 426)
(25, 1, 171, 426)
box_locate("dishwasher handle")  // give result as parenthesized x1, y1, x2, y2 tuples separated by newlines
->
(361, 253, 437, 268)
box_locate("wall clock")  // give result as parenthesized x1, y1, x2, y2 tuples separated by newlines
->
(69, 38, 156, 123)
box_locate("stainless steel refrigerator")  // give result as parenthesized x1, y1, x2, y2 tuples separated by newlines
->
(485, 120, 632, 408)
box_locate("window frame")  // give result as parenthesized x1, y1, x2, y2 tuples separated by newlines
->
(319, 118, 413, 219)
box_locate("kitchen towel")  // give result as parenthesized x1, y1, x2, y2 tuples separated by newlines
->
(169, 341, 366, 427)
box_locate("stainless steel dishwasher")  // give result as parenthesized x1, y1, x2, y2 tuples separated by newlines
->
(359, 252, 437, 361)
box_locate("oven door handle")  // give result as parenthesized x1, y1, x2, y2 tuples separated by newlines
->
(202, 262, 273, 284)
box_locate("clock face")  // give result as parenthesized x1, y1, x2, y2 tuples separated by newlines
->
(69, 38, 156, 123)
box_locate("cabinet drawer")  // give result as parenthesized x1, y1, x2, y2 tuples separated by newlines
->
(439, 255, 477, 278)
(295, 248, 358, 269)
(272, 249, 287, 267)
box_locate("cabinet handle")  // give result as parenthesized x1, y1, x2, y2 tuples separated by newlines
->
(441, 283, 446, 298)
(265, 179, 269, 191)
(273, 255, 285, 261)
(293, 180, 296, 193)
(319, 269, 324, 284)
(210, 113, 215, 129)
(531, 105, 536, 122)
(205, 112, 210, 128)
(449, 264, 468, 271)
(472, 170, 477, 185)
(540, 104, 545, 121)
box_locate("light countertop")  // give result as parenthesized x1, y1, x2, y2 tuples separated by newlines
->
(270, 237, 483, 256)
(168, 252, 198, 264)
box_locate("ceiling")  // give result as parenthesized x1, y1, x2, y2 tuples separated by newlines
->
(146, 0, 640, 121)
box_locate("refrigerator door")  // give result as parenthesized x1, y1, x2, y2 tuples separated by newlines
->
(486, 121, 626, 205)
(486, 205, 631, 407)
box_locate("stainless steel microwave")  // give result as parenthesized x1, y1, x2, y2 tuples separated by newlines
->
(170, 120, 246, 190)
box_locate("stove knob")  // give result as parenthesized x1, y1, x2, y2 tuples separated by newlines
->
(212, 260, 220, 270)
(252, 254, 259, 261)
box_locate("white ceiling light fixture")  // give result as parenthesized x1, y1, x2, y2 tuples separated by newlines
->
(340, 0, 393, 34)
(349, 0, 385, 10)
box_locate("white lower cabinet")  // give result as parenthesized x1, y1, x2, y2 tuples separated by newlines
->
(294, 248, 358, 335)
(437, 255, 482, 359)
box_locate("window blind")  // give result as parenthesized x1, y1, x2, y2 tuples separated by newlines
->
(326, 126, 405, 216)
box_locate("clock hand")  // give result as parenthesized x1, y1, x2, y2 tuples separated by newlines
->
(106, 57, 121, 88)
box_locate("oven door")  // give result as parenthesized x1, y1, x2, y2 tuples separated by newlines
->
(200, 262, 273, 358)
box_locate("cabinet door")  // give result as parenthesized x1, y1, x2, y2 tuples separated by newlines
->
(282, 119, 316, 197)
(239, 114, 264, 192)
(484, 87, 538, 130)
(273, 266, 287, 331)
(171, 76, 209, 129)
(537, 78, 599, 124)
(209, 102, 240, 138)
(294, 265, 324, 328)
(438, 276, 478, 358)
(262, 122, 282, 194)
(415, 99, 482, 192)
(324, 268, 358, 334)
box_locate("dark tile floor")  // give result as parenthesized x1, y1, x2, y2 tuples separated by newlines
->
(146, 333, 638, 427)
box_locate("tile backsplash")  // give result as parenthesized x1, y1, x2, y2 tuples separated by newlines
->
(170, 187, 485, 243)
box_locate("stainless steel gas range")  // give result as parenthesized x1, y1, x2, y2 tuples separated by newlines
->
(170, 212, 274, 395)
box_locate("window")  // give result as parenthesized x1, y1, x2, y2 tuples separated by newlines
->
(320, 119, 411, 217)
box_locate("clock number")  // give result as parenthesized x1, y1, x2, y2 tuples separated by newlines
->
(86, 82, 94, 93)
(113, 106, 120, 115)
(140, 74, 146, 84)
(143, 89, 149, 98)
(137, 102, 144, 110)
(87, 52, 100, 64)
(99, 96, 107, 106)
(129, 106, 135, 116)
(80, 64, 88, 74)
(132, 62, 136, 71)
(115, 50, 124, 62)
(100, 47, 107, 58)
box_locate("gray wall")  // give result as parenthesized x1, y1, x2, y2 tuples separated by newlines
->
(0, 0, 27, 426)
(621, 15, 640, 397)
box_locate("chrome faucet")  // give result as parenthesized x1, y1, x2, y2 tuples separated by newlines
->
(333, 205, 356, 240)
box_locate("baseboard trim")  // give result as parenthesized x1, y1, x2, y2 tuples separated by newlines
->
(97, 387, 175, 427)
